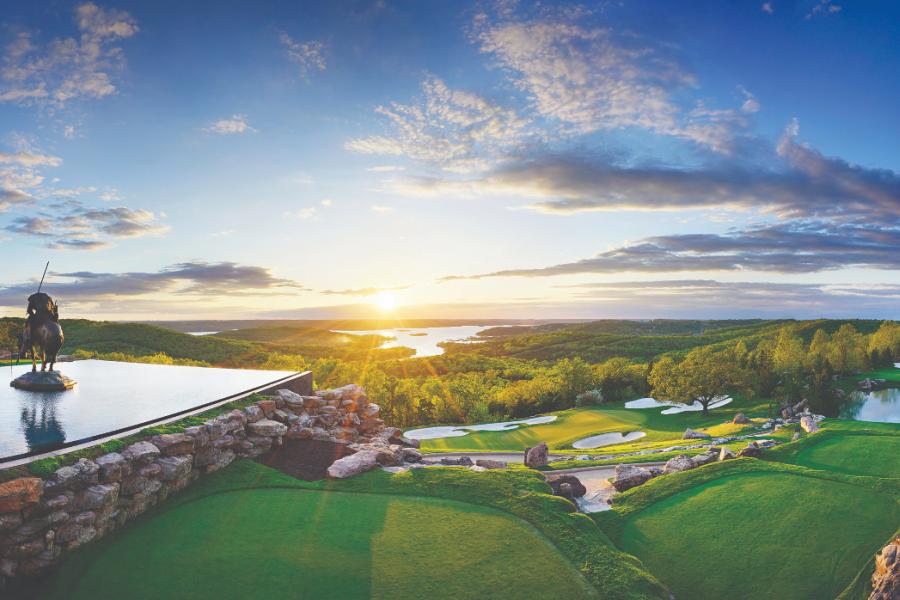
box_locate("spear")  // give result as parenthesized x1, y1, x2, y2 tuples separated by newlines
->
(37, 261, 49, 293)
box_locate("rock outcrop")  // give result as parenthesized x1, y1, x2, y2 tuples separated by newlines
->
(683, 428, 711, 440)
(524, 442, 549, 468)
(612, 465, 654, 492)
(870, 537, 900, 600)
(800, 415, 820, 434)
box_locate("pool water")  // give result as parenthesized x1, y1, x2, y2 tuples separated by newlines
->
(0, 360, 294, 460)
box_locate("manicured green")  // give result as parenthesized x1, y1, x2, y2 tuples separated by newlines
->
(420, 395, 769, 453)
(793, 434, 900, 478)
(37, 461, 668, 600)
(595, 459, 900, 600)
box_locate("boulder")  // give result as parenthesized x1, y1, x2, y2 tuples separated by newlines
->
(691, 451, 718, 467)
(524, 442, 550, 468)
(95, 452, 129, 483)
(247, 419, 288, 437)
(0, 478, 43, 512)
(548, 475, 587, 498)
(242, 405, 264, 423)
(400, 448, 423, 463)
(157, 455, 193, 482)
(612, 465, 653, 492)
(122, 441, 160, 465)
(150, 433, 195, 456)
(475, 459, 507, 469)
(732, 413, 751, 424)
(738, 442, 763, 458)
(275, 388, 304, 405)
(664, 454, 696, 474)
(439, 456, 473, 467)
(78, 484, 119, 511)
(362, 403, 381, 418)
(800, 415, 820, 434)
(683, 428, 711, 440)
(870, 537, 900, 600)
(327, 450, 379, 479)
(718, 447, 736, 461)
(387, 431, 420, 448)
(50, 459, 100, 492)
(286, 424, 314, 440)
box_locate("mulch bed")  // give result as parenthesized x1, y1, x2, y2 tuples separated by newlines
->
(255, 439, 354, 481)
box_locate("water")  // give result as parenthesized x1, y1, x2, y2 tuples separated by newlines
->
(332, 325, 499, 357)
(0, 360, 294, 460)
(624, 396, 733, 414)
(839, 388, 900, 423)
(405, 415, 557, 440)
(572, 431, 647, 449)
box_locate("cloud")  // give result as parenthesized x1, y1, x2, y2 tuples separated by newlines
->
(203, 114, 255, 135)
(0, 3, 138, 108)
(0, 261, 307, 306)
(279, 32, 327, 77)
(0, 151, 62, 167)
(806, 0, 842, 19)
(285, 206, 316, 219)
(761, 3, 775, 14)
(441, 221, 900, 280)
(346, 76, 530, 173)
(370, 204, 394, 213)
(320, 198, 333, 207)
(319, 285, 409, 296)
(5, 201, 168, 250)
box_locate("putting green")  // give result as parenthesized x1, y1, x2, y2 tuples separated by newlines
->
(618, 471, 900, 600)
(44, 487, 596, 600)
(793, 434, 900, 478)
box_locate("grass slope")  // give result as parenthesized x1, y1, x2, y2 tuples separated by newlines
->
(793, 435, 900, 478)
(36, 461, 669, 600)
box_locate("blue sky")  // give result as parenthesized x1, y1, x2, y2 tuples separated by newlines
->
(0, 0, 898, 320)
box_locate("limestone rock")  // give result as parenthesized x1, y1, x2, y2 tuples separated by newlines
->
(95, 452, 129, 483)
(387, 430, 419, 448)
(691, 451, 718, 467)
(524, 442, 550, 468)
(157, 455, 193, 482)
(247, 419, 288, 437)
(738, 442, 763, 458)
(122, 441, 160, 465)
(475, 459, 507, 469)
(150, 433, 195, 456)
(870, 537, 900, 600)
(663, 454, 696, 475)
(718, 447, 736, 461)
(683, 428, 711, 440)
(0, 478, 42, 512)
(612, 465, 653, 492)
(50, 459, 99, 492)
(800, 415, 820, 434)
(242, 405, 264, 423)
(732, 413, 751, 424)
(327, 450, 379, 479)
(400, 448, 423, 463)
(548, 475, 587, 499)
(78, 484, 119, 511)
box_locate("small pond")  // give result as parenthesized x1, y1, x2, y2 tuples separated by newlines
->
(838, 388, 900, 423)
(0, 360, 295, 461)
(624, 396, 732, 414)
(572, 431, 647, 449)
(405, 415, 557, 440)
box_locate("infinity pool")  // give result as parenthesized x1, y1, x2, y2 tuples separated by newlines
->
(0, 360, 295, 461)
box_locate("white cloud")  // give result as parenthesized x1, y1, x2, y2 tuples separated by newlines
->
(279, 32, 327, 77)
(806, 0, 842, 19)
(63, 125, 77, 139)
(203, 114, 255, 135)
(371, 204, 394, 213)
(761, 3, 775, 14)
(365, 165, 406, 172)
(0, 151, 62, 167)
(286, 207, 316, 219)
(346, 76, 530, 172)
(320, 198, 333, 207)
(0, 3, 138, 108)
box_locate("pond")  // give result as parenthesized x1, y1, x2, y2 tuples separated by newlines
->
(0, 360, 296, 461)
(404, 415, 557, 440)
(838, 388, 900, 423)
(332, 325, 501, 357)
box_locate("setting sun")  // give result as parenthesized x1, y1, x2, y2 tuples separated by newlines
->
(372, 291, 397, 312)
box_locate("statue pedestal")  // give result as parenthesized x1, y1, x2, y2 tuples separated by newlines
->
(10, 371, 76, 391)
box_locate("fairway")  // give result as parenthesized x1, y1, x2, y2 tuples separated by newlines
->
(793, 434, 900, 478)
(419, 400, 764, 452)
(43, 487, 596, 600)
(618, 472, 900, 600)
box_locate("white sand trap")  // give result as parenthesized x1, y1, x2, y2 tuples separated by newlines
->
(572, 431, 647, 449)
(624, 396, 732, 414)
(405, 415, 558, 440)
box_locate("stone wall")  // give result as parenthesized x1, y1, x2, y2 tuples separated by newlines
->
(0, 382, 386, 587)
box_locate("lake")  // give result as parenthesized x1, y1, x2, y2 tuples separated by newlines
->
(839, 387, 900, 423)
(332, 325, 499, 357)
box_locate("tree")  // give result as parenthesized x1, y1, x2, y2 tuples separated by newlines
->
(649, 346, 748, 415)
(808, 329, 831, 366)
(868, 321, 900, 366)
(828, 323, 865, 374)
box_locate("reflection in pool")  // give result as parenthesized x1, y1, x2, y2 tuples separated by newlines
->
(839, 388, 900, 423)
(572, 431, 647, 449)
(405, 415, 557, 440)
(624, 396, 732, 414)
(0, 360, 295, 460)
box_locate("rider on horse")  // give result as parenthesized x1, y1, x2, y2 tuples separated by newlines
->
(24, 292, 59, 354)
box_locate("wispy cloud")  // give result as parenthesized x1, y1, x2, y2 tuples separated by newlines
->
(319, 285, 408, 296)
(370, 204, 394, 213)
(806, 0, 842, 20)
(203, 114, 255, 135)
(761, 3, 775, 14)
(0, 2, 139, 108)
(279, 32, 327, 77)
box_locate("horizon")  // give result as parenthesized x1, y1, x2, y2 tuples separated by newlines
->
(1, 1, 898, 321)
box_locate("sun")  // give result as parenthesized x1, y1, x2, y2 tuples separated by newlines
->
(372, 291, 397, 312)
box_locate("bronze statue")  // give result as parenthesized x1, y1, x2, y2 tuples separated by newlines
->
(21, 291, 64, 373)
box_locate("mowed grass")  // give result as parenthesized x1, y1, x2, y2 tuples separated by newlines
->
(42, 487, 596, 600)
(420, 394, 769, 453)
(617, 471, 900, 600)
(793, 434, 900, 478)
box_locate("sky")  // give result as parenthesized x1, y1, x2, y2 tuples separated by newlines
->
(0, 0, 898, 321)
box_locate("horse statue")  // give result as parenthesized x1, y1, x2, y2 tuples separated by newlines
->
(19, 292, 64, 373)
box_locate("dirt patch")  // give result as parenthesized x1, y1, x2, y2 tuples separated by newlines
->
(256, 439, 354, 481)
